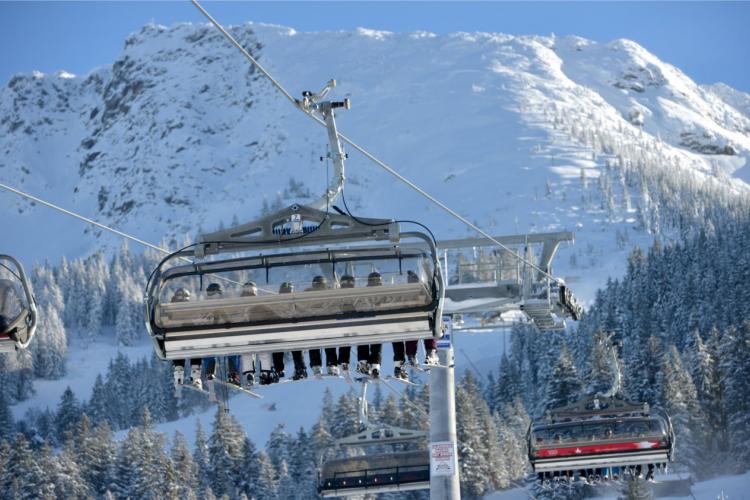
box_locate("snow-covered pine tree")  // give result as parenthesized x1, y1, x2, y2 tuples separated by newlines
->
(31, 303, 67, 379)
(193, 420, 212, 496)
(55, 386, 83, 443)
(115, 272, 144, 346)
(238, 437, 262, 499)
(255, 450, 278, 499)
(544, 343, 582, 411)
(0, 391, 13, 443)
(71, 415, 115, 496)
(661, 344, 706, 474)
(456, 372, 491, 498)
(55, 439, 92, 499)
(586, 331, 616, 396)
(209, 407, 246, 497)
(719, 322, 750, 471)
(171, 431, 199, 498)
(329, 390, 359, 439)
(687, 328, 726, 470)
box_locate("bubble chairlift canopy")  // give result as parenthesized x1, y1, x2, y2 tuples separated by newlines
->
(145, 204, 445, 360)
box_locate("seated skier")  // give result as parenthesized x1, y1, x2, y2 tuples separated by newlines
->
(404, 270, 438, 366)
(240, 281, 258, 387)
(336, 274, 356, 377)
(204, 283, 241, 385)
(356, 271, 383, 378)
(170, 288, 204, 390)
(307, 275, 339, 376)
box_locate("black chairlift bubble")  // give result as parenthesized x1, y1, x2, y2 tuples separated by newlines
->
(0, 254, 38, 353)
(145, 205, 445, 360)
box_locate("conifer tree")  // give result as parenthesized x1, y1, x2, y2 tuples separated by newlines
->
(56, 386, 83, 443)
(544, 344, 582, 411)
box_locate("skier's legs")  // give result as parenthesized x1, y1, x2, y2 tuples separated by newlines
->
(257, 352, 272, 371)
(405, 340, 418, 358)
(225, 355, 241, 385)
(204, 357, 217, 380)
(309, 349, 322, 368)
(292, 351, 306, 370)
(227, 355, 240, 375)
(338, 346, 351, 365)
(369, 344, 382, 365)
(324, 348, 338, 366)
(241, 353, 256, 374)
(272, 352, 285, 374)
(173, 359, 185, 387)
(357, 345, 370, 363)
(392, 341, 406, 362)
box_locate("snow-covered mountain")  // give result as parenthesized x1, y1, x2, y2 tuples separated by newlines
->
(2, 21, 750, 298)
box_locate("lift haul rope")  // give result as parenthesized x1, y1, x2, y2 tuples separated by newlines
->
(190, 0, 560, 284)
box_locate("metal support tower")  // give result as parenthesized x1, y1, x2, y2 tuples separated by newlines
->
(430, 328, 461, 499)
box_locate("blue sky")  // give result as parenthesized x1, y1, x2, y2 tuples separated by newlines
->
(1, 1, 749, 92)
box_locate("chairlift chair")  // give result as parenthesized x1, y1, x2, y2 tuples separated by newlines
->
(318, 379, 430, 497)
(528, 395, 674, 481)
(0, 254, 38, 353)
(145, 204, 445, 360)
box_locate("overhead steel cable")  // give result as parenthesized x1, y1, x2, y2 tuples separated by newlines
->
(0, 181, 171, 256)
(0, 181, 256, 290)
(190, 0, 561, 284)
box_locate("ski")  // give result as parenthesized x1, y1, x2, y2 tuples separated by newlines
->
(181, 383, 220, 403)
(212, 379, 263, 399)
(385, 375, 421, 386)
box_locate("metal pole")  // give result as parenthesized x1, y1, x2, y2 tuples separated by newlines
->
(430, 335, 460, 499)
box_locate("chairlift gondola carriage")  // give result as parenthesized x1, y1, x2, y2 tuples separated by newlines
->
(145, 204, 445, 360)
(318, 379, 430, 497)
(528, 395, 675, 483)
(528, 332, 674, 485)
(0, 254, 38, 353)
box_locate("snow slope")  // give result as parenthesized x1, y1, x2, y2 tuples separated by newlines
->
(485, 471, 750, 500)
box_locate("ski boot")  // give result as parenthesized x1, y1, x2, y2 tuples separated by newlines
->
(259, 370, 275, 386)
(228, 372, 241, 386)
(370, 363, 381, 379)
(242, 371, 255, 388)
(357, 360, 370, 376)
(190, 366, 203, 391)
(173, 366, 184, 390)
(311, 365, 323, 377)
(293, 366, 308, 380)
(327, 364, 340, 376)
(424, 349, 439, 366)
(393, 361, 409, 381)
(407, 355, 419, 368)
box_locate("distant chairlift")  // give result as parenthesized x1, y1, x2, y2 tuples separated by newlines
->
(319, 380, 430, 497)
(0, 254, 38, 353)
(528, 333, 674, 485)
(439, 232, 582, 331)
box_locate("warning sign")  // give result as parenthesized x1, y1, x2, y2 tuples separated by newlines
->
(430, 441, 457, 477)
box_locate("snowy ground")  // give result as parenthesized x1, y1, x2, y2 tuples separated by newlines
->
(485, 471, 750, 499)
